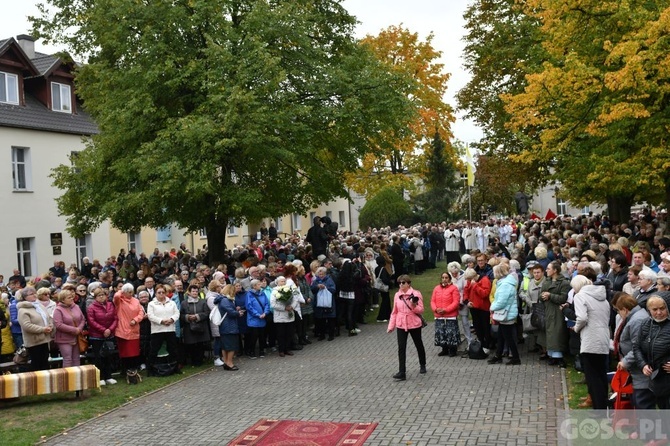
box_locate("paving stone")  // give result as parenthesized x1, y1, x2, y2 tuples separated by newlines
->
(43, 324, 564, 445)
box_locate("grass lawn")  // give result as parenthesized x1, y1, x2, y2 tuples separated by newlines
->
(565, 361, 589, 409)
(0, 364, 210, 446)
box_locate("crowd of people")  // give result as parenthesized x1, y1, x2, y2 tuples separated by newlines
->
(1, 211, 670, 433)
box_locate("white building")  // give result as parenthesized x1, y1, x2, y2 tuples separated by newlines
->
(0, 35, 111, 279)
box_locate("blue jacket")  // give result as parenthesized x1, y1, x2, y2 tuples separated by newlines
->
(310, 275, 337, 319)
(245, 289, 270, 328)
(9, 298, 21, 334)
(216, 295, 240, 335)
(234, 291, 248, 333)
(490, 274, 519, 321)
(170, 294, 182, 338)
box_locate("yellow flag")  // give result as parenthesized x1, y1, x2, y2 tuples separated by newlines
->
(466, 144, 474, 187)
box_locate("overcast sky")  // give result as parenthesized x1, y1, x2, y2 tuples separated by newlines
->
(1, 0, 482, 143)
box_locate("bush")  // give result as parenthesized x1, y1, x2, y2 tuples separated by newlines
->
(359, 187, 413, 229)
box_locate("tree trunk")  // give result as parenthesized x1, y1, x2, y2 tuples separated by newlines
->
(606, 195, 633, 225)
(206, 217, 228, 266)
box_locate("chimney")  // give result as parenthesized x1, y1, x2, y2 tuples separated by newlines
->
(16, 34, 36, 59)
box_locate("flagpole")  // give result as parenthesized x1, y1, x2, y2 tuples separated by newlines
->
(468, 185, 472, 221)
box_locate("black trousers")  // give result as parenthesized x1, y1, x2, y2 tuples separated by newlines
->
(495, 323, 520, 360)
(581, 352, 609, 410)
(276, 322, 295, 354)
(315, 317, 336, 338)
(90, 338, 113, 380)
(148, 331, 178, 366)
(27, 343, 50, 371)
(246, 326, 266, 355)
(396, 327, 426, 374)
(470, 308, 492, 349)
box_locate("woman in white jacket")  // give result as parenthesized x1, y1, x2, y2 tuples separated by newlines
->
(571, 275, 611, 410)
(271, 276, 305, 357)
(147, 284, 180, 373)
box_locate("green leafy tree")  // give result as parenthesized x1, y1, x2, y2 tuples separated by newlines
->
(358, 187, 413, 229)
(33, 0, 414, 263)
(412, 130, 461, 223)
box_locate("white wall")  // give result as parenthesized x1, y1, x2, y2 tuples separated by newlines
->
(0, 127, 110, 279)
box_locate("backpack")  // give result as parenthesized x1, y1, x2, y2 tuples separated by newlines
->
(126, 368, 143, 384)
(468, 339, 488, 360)
(209, 305, 227, 326)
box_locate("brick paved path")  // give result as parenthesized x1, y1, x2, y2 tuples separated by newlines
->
(44, 324, 564, 445)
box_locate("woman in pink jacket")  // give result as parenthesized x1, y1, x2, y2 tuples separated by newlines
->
(114, 283, 145, 374)
(53, 289, 86, 367)
(431, 272, 461, 357)
(387, 275, 426, 381)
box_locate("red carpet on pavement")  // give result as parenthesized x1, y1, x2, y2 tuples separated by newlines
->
(227, 419, 378, 446)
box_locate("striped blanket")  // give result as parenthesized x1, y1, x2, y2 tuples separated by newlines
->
(0, 364, 100, 399)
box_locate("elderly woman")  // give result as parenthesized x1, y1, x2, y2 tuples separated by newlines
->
(216, 284, 244, 370)
(375, 255, 393, 322)
(114, 283, 145, 373)
(520, 262, 546, 355)
(17, 287, 54, 371)
(245, 279, 271, 358)
(636, 269, 658, 309)
(180, 284, 210, 366)
(36, 286, 56, 317)
(487, 264, 521, 365)
(53, 289, 86, 368)
(147, 284, 180, 373)
(431, 272, 460, 357)
(88, 286, 118, 385)
(540, 260, 571, 367)
(271, 276, 305, 357)
(311, 267, 337, 341)
(448, 261, 470, 351)
(387, 275, 426, 380)
(570, 274, 610, 409)
(464, 267, 492, 353)
(615, 293, 652, 412)
(206, 280, 225, 366)
(634, 295, 670, 411)
(294, 263, 314, 346)
(657, 276, 670, 293)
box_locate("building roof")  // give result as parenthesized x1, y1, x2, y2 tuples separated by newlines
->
(31, 53, 59, 76)
(0, 93, 98, 135)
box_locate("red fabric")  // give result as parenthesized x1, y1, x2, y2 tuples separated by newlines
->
(228, 419, 378, 446)
(464, 276, 491, 311)
(430, 284, 460, 318)
(545, 208, 557, 220)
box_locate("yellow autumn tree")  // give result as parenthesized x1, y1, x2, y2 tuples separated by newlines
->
(503, 0, 670, 222)
(345, 25, 456, 198)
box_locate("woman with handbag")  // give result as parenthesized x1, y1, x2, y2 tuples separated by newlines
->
(520, 262, 546, 356)
(431, 272, 460, 357)
(311, 267, 337, 341)
(114, 283, 145, 375)
(17, 287, 54, 371)
(53, 289, 86, 367)
(487, 264, 521, 365)
(540, 260, 571, 367)
(374, 256, 393, 322)
(180, 284, 210, 366)
(387, 275, 426, 380)
(88, 287, 118, 385)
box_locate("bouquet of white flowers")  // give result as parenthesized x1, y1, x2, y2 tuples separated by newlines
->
(275, 284, 298, 319)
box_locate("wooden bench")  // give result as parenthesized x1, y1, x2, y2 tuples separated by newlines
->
(0, 364, 100, 399)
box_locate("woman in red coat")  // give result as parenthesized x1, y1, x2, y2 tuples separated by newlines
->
(431, 272, 461, 357)
(464, 268, 493, 353)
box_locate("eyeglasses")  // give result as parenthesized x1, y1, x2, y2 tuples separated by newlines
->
(77, 289, 86, 292)
(399, 281, 410, 284)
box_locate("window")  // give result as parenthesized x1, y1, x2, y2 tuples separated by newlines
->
(51, 82, 72, 112)
(228, 225, 238, 236)
(325, 211, 332, 220)
(127, 232, 141, 253)
(199, 228, 207, 238)
(581, 206, 591, 215)
(557, 199, 567, 216)
(292, 213, 302, 231)
(16, 237, 34, 277)
(339, 211, 346, 227)
(75, 235, 92, 270)
(309, 212, 316, 223)
(0, 72, 19, 104)
(12, 147, 31, 191)
(274, 218, 283, 232)
(156, 225, 171, 243)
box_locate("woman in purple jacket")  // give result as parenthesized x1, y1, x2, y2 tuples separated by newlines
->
(387, 275, 426, 381)
(53, 289, 86, 367)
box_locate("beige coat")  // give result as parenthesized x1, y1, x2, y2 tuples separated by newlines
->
(17, 301, 54, 347)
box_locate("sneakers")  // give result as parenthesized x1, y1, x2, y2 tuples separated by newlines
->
(348, 330, 357, 337)
(259, 351, 265, 358)
(354, 328, 362, 333)
(214, 358, 224, 367)
(420, 366, 427, 374)
(106, 378, 118, 385)
(393, 372, 406, 381)
(99, 380, 106, 386)
(139, 363, 147, 371)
